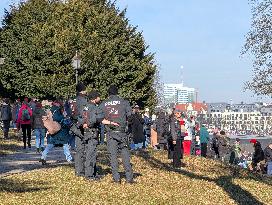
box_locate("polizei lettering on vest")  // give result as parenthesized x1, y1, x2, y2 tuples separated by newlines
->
(105, 101, 121, 106)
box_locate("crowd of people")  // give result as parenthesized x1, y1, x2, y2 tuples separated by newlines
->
(148, 108, 272, 176)
(0, 87, 272, 181)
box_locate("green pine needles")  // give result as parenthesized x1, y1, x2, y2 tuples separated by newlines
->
(0, 0, 157, 108)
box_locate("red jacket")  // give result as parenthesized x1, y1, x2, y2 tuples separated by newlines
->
(17, 104, 33, 125)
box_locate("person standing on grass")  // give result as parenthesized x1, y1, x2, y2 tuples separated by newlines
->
(211, 132, 220, 159)
(0, 98, 12, 139)
(170, 109, 185, 169)
(32, 102, 46, 153)
(100, 85, 134, 183)
(17, 100, 33, 149)
(199, 124, 209, 157)
(143, 108, 152, 148)
(129, 105, 145, 150)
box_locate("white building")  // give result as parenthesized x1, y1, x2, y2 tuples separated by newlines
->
(163, 83, 195, 104)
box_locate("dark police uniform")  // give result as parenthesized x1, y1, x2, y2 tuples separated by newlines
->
(83, 102, 104, 178)
(100, 95, 133, 182)
(74, 94, 88, 177)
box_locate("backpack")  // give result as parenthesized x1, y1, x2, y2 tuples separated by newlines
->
(21, 109, 31, 121)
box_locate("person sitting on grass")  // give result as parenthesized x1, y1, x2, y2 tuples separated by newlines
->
(229, 138, 242, 165)
(249, 139, 265, 173)
(264, 143, 272, 176)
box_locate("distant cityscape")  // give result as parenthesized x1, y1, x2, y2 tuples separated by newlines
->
(163, 83, 272, 135)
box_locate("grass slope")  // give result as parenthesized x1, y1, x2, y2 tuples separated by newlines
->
(0, 146, 271, 205)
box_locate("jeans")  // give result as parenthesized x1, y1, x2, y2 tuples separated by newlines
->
(35, 128, 45, 148)
(41, 143, 73, 162)
(130, 142, 143, 150)
(68, 134, 76, 149)
(144, 133, 150, 148)
(268, 161, 272, 176)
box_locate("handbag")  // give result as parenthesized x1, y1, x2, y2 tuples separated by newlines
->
(42, 110, 61, 135)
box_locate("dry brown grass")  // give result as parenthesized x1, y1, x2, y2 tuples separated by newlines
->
(0, 146, 271, 205)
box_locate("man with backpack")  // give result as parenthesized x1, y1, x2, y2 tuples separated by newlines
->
(32, 102, 46, 153)
(17, 101, 33, 149)
(0, 98, 12, 139)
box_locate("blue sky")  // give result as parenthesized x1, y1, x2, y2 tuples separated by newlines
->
(0, 0, 267, 103)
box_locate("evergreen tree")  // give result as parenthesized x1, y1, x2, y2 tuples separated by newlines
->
(0, 0, 157, 108)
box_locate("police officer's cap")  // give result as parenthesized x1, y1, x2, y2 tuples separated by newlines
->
(76, 82, 86, 92)
(88, 90, 100, 100)
(108, 85, 118, 95)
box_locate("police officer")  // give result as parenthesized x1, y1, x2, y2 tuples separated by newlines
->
(100, 85, 134, 183)
(84, 90, 119, 180)
(73, 82, 88, 177)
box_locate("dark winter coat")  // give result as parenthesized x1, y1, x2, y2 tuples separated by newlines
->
(129, 113, 145, 144)
(155, 112, 170, 144)
(48, 106, 69, 145)
(0, 104, 12, 121)
(252, 141, 265, 166)
(100, 95, 132, 132)
(264, 146, 272, 162)
(170, 117, 184, 141)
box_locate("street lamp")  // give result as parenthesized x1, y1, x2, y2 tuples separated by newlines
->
(72, 51, 81, 85)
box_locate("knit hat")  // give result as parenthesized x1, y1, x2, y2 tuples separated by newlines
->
(76, 82, 86, 93)
(108, 85, 118, 95)
(250, 139, 257, 144)
(88, 90, 100, 100)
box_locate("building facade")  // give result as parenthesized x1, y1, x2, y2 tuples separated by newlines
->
(164, 83, 195, 104)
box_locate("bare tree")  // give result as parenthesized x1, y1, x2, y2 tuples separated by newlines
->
(153, 64, 164, 107)
(242, 0, 272, 95)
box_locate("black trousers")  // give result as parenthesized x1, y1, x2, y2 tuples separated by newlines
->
(21, 124, 31, 148)
(201, 143, 207, 157)
(213, 147, 220, 158)
(107, 131, 133, 182)
(75, 128, 97, 178)
(168, 138, 174, 159)
(173, 139, 183, 168)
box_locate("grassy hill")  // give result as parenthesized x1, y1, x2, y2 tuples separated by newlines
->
(0, 140, 271, 205)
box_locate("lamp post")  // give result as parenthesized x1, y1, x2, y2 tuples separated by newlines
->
(72, 51, 81, 85)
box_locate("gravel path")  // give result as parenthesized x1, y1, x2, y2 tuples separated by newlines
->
(0, 140, 75, 177)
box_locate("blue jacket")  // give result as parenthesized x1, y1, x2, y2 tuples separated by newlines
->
(48, 106, 69, 145)
(200, 127, 209, 143)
